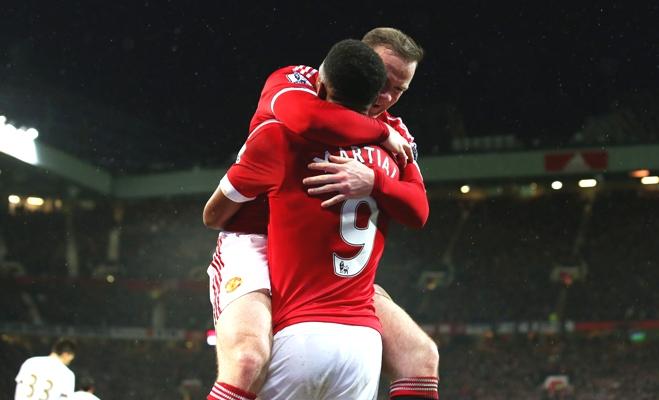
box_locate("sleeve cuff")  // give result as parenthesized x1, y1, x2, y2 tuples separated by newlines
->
(220, 174, 256, 203)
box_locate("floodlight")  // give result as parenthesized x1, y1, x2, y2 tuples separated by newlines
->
(26, 196, 44, 206)
(641, 176, 659, 185)
(578, 179, 597, 188)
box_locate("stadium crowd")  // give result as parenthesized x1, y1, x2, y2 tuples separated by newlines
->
(2, 187, 658, 328)
(2, 185, 658, 398)
(2, 333, 658, 399)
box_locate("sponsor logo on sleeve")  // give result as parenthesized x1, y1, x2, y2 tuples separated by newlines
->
(286, 72, 312, 86)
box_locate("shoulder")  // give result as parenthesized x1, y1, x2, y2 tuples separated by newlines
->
(379, 111, 413, 141)
(379, 111, 418, 160)
(265, 65, 317, 88)
(239, 120, 291, 163)
(247, 119, 289, 143)
(23, 356, 46, 366)
(283, 65, 318, 86)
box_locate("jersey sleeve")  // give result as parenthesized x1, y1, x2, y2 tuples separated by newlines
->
(372, 160, 428, 229)
(221, 122, 285, 202)
(371, 110, 429, 228)
(259, 66, 390, 146)
(370, 113, 428, 228)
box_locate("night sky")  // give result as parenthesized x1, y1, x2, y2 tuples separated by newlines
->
(1, 1, 657, 172)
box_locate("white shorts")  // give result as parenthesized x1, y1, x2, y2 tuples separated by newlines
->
(260, 322, 382, 400)
(207, 231, 271, 325)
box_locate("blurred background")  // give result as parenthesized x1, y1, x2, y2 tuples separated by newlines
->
(1, 1, 658, 399)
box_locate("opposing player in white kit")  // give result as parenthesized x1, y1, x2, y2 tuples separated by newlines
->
(204, 29, 439, 400)
(14, 338, 76, 400)
(71, 377, 101, 400)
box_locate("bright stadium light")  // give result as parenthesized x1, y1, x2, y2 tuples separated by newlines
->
(460, 185, 471, 194)
(0, 115, 39, 165)
(25, 128, 39, 140)
(641, 176, 659, 185)
(26, 196, 45, 206)
(551, 181, 563, 190)
(4, 123, 17, 134)
(578, 179, 597, 188)
(8, 195, 21, 204)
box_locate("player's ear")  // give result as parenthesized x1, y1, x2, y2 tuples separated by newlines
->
(317, 80, 328, 100)
(316, 63, 328, 100)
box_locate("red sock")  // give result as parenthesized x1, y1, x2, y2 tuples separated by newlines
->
(207, 381, 257, 400)
(390, 376, 440, 399)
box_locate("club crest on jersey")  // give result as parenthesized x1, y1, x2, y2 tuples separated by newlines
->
(286, 72, 312, 87)
(225, 277, 243, 293)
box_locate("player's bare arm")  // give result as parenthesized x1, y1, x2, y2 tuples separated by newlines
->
(303, 155, 375, 207)
(203, 180, 243, 229)
(304, 155, 429, 228)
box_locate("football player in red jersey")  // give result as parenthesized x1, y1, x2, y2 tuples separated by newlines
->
(204, 29, 438, 400)
(208, 38, 411, 400)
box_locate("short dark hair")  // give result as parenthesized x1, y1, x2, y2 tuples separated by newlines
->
(78, 376, 95, 392)
(362, 27, 424, 63)
(52, 338, 77, 355)
(322, 39, 386, 112)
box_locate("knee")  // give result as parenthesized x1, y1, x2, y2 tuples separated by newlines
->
(406, 336, 439, 376)
(386, 335, 439, 379)
(420, 337, 440, 373)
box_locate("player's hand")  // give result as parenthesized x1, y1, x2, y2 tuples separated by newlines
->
(304, 155, 375, 208)
(381, 124, 412, 168)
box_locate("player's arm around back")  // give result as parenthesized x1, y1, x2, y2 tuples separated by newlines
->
(371, 159, 429, 229)
(373, 114, 429, 228)
(305, 154, 428, 229)
(263, 66, 391, 146)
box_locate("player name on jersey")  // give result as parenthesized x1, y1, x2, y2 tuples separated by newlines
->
(313, 145, 399, 179)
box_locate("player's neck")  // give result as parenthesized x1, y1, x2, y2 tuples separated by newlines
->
(327, 97, 369, 115)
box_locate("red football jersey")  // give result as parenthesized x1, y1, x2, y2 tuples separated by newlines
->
(221, 119, 403, 333)
(223, 65, 426, 233)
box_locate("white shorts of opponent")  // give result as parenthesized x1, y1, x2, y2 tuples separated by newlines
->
(207, 231, 270, 324)
(260, 322, 383, 400)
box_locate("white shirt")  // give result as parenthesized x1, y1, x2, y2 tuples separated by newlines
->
(15, 355, 75, 400)
(71, 391, 101, 400)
